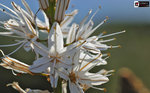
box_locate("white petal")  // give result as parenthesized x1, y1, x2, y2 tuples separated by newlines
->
(31, 41, 49, 57)
(66, 23, 77, 44)
(20, 9, 37, 36)
(79, 53, 102, 72)
(48, 22, 64, 55)
(29, 57, 50, 73)
(82, 43, 100, 54)
(80, 72, 109, 86)
(42, 10, 49, 29)
(61, 9, 78, 28)
(69, 81, 83, 93)
(50, 71, 59, 88)
(56, 68, 69, 81)
(96, 58, 107, 66)
(1, 56, 30, 74)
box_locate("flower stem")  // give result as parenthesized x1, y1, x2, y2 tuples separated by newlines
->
(54, 78, 62, 93)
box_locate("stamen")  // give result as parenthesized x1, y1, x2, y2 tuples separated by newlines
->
(87, 18, 108, 38)
(80, 9, 92, 27)
(104, 56, 110, 60)
(90, 6, 101, 21)
(21, 0, 34, 17)
(102, 53, 111, 57)
(6, 82, 26, 93)
(99, 38, 116, 43)
(7, 42, 25, 56)
(90, 86, 107, 92)
(11, 69, 17, 76)
(0, 3, 18, 16)
(98, 31, 107, 38)
(99, 30, 126, 38)
(0, 33, 23, 38)
(78, 53, 87, 72)
(0, 40, 25, 47)
(0, 8, 19, 20)
(108, 45, 121, 49)
(80, 53, 102, 71)
(0, 49, 6, 57)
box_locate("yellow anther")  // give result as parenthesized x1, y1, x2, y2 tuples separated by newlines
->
(104, 88, 107, 92)
(107, 53, 111, 56)
(99, 5, 101, 9)
(106, 16, 109, 20)
(118, 45, 122, 48)
(102, 31, 107, 34)
(114, 38, 117, 40)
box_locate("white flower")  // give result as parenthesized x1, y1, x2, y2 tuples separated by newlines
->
(0, 0, 124, 92)
(0, 50, 33, 75)
(0, 0, 49, 54)
(65, 9, 125, 66)
(30, 22, 73, 88)
(56, 50, 109, 93)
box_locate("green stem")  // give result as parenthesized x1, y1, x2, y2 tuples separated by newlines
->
(54, 78, 62, 93)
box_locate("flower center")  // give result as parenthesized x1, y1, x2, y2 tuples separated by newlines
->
(69, 72, 76, 83)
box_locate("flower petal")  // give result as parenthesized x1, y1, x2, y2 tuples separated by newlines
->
(48, 22, 64, 55)
(69, 81, 83, 93)
(29, 57, 50, 73)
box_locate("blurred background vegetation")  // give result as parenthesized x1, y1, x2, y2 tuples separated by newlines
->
(0, 0, 150, 93)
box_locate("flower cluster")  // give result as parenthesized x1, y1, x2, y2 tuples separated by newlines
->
(0, 0, 125, 93)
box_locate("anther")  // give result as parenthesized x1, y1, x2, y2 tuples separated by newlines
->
(99, 5, 101, 9)
(102, 31, 107, 34)
(106, 16, 109, 20)
(107, 53, 111, 57)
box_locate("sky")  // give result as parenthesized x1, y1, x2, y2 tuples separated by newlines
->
(0, 0, 150, 23)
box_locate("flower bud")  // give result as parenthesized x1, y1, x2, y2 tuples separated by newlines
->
(38, 0, 49, 10)
(55, 0, 70, 23)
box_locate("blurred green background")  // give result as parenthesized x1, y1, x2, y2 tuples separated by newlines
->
(0, 0, 150, 93)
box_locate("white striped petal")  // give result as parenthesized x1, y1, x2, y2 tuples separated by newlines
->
(29, 57, 51, 73)
(66, 23, 77, 44)
(48, 22, 64, 55)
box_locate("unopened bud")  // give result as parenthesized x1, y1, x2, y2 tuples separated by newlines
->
(55, 0, 70, 23)
(38, 0, 49, 10)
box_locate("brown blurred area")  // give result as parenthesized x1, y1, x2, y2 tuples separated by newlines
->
(119, 68, 150, 93)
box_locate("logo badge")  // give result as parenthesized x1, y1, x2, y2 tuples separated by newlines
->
(134, 1, 149, 8)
